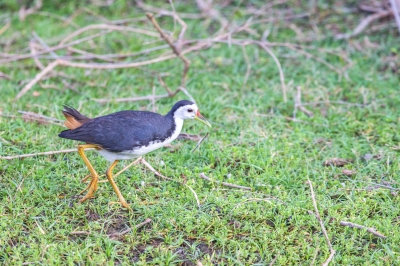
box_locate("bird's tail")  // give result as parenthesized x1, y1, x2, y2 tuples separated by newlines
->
(61, 106, 91, 130)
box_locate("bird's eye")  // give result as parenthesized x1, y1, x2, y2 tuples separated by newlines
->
(188, 109, 193, 113)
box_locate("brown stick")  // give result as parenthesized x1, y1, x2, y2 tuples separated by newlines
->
(339, 221, 386, 238)
(59, 24, 158, 45)
(70, 231, 91, 235)
(199, 173, 252, 191)
(146, 13, 190, 87)
(1, 31, 111, 63)
(191, 132, 209, 152)
(335, 10, 393, 39)
(18, 110, 64, 123)
(195, 0, 229, 29)
(19, 0, 43, 21)
(15, 60, 59, 100)
(135, 0, 203, 19)
(0, 148, 79, 160)
(307, 179, 335, 266)
(390, 0, 400, 34)
(294, 86, 314, 118)
(140, 158, 200, 207)
(257, 42, 287, 102)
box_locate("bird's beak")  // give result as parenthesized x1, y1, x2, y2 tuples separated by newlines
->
(194, 110, 212, 128)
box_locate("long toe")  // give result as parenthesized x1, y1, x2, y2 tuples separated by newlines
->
(109, 201, 131, 210)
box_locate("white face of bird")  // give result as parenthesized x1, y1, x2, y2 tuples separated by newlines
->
(174, 104, 198, 120)
(174, 104, 212, 128)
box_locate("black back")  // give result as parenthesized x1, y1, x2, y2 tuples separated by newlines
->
(59, 110, 176, 152)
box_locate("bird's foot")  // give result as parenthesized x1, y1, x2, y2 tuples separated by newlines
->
(79, 176, 99, 202)
(109, 200, 131, 210)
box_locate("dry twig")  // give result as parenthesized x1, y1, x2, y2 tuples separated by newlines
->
(191, 132, 209, 152)
(294, 86, 314, 118)
(307, 179, 335, 266)
(141, 158, 201, 207)
(195, 0, 229, 29)
(146, 13, 190, 87)
(340, 221, 386, 238)
(15, 60, 60, 100)
(389, 0, 400, 34)
(335, 10, 393, 39)
(19, 0, 43, 21)
(0, 148, 81, 160)
(257, 42, 287, 102)
(199, 173, 252, 191)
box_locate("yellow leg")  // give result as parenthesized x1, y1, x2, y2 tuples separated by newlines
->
(77, 144, 100, 203)
(106, 160, 130, 209)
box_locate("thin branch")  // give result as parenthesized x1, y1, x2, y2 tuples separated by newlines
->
(294, 86, 314, 118)
(340, 221, 386, 238)
(114, 157, 142, 178)
(311, 246, 320, 266)
(0, 148, 79, 160)
(15, 60, 59, 100)
(70, 231, 91, 236)
(269, 254, 279, 266)
(191, 132, 209, 152)
(146, 13, 190, 87)
(195, 0, 229, 29)
(389, 0, 400, 34)
(141, 158, 200, 207)
(67, 47, 115, 62)
(307, 179, 335, 266)
(177, 87, 196, 103)
(1, 31, 111, 63)
(135, 0, 204, 19)
(335, 10, 393, 39)
(59, 24, 158, 45)
(19, 0, 43, 21)
(199, 173, 252, 191)
(257, 42, 287, 102)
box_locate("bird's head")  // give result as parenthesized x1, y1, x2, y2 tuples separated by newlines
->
(170, 100, 211, 128)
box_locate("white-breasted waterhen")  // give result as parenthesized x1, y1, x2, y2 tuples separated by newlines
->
(59, 100, 211, 208)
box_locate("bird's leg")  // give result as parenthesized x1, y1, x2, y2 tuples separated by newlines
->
(77, 144, 100, 202)
(106, 160, 131, 209)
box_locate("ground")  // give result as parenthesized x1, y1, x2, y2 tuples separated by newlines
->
(0, 1, 400, 265)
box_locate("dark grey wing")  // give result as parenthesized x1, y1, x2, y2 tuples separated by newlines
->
(59, 111, 175, 152)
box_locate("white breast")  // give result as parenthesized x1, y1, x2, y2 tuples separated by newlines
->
(98, 117, 184, 162)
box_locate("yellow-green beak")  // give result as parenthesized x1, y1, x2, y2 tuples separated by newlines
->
(194, 111, 212, 128)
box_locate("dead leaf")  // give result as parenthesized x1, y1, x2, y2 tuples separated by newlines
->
(32, 91, 41, 97)
(342, 169, 356, 176)
(323, 158, 352, 167)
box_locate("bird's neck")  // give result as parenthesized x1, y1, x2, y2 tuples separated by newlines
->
(164, 113, 183, 141)
(172, 115, 184, 133)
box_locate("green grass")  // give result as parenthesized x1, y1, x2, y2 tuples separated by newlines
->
(1, 1, 400, 265)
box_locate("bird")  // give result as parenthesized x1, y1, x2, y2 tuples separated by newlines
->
(58, 100, 211, 208)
